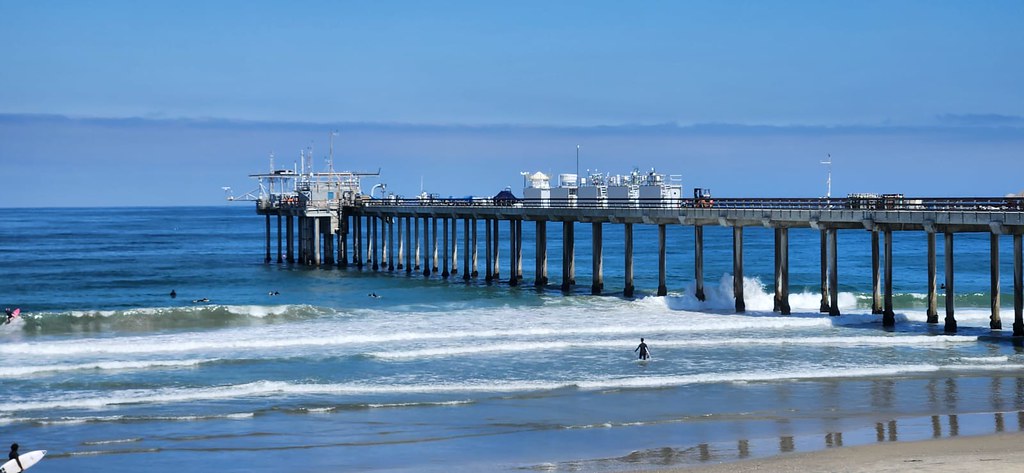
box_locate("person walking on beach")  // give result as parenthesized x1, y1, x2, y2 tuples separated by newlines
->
(8, 443, 24, 471)
(635, 338, 650, 360)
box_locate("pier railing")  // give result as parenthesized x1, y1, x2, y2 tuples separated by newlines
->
(356, 196, 1024, 211)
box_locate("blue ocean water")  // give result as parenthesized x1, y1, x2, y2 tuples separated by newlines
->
(2, 206, 1023, 472)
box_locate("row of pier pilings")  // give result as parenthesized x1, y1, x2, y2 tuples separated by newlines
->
(262, 212, 1024, 335)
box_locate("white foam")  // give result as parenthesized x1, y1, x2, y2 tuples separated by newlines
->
(374, 335, 977, 360)
(4, 363, 1011, 413)
(0, 359, 211, 377)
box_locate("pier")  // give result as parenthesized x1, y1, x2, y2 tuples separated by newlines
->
(244, 168, 1024, 335)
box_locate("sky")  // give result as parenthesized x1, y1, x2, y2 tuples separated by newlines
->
(1, 0, 1022, 207)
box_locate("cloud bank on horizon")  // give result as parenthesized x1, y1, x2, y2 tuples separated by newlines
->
(0, 1, 1021, 207)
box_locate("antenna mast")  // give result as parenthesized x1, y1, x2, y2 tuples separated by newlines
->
(821, 153, 832, 199)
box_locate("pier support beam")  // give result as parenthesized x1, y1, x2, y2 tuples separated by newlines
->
(371, 217, 378, 271)
(352, 216, 361, 268)
(264, 214, 272, 263)
(313, 217, 322, 266)
(432, 218, 439, 273)
(413, 217, 420, 272)
(342, 216, 350, 268)
(396, 217, 403, 270)
(276, 215, 283, 263)
(695, 226, 705, 302)
(591, 222, 602, 294)
(1013, 232, 1023, 337)
(624, 223, 634, 298)
(871, 230, 882, 314)
(471, 219, 479, 278)
(286, 215, 294, 263)
(323, 218, 334, 266)
(536, 221, 548, 287)
(991, 233, 1002, 329)
(883, 229, 895, 326)
(451, 218, 459, 276)
(774, 228, 791, 314)
(516, 219, 523, 281)
(779, 228, 791, 315)
(492, 219, 500, 281)
(422, 217, 430, 277)
(508, 220, 516, 286)
(387, 218, 394, 271)
(657, 224, 668, 296)
(562, 221, 575, 292)
(927, 231, 938, 322)
(405, 217, 412, 274)
(442, 218, 450, 279)
(945, 232, 957, 333)
(733, 226, 745, 313)
(485, 219, 493, 282)
(463, 218, 471, 280)
(829, 228, 840, 316)
(819, 229, 830, 313)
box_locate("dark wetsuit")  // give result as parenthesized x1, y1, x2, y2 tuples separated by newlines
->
(635, 342, 649, 360)
(9, 447, 23, 471)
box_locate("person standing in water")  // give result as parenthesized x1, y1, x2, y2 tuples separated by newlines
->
(8, 443, 23, 471)
(635, 338, 650, 360)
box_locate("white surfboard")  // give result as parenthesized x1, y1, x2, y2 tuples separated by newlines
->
(0, 450, 46, 473)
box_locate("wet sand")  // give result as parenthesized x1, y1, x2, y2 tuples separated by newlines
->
(648, 432, 1024, 472)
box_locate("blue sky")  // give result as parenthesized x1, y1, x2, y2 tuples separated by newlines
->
(1, 1, 1022, 207)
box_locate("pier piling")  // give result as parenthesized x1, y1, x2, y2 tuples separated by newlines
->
(927, 231, 938, 322)
(991, 233, 1001, 329)
(624, 223, 634, 298)
(657, 224, 667, 297)
(536, 221, 548, 287)
(945, 232, 957, 333)
(871, 230, 881, 314)
(883, 229, 895, 326)
(591, 222, 602, 294)
(733, 226, 744, 312)
(695, 226, 705, 301)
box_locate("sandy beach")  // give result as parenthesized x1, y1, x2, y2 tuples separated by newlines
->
(648, 432, 1024, 472)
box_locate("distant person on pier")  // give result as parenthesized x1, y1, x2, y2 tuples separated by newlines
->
(635, 338, 650, 360)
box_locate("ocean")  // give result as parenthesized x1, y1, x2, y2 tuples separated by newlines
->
(2, 206, 1023, 472)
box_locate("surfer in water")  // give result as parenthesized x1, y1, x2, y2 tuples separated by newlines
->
(8, 443, 23, 471)
(368, 292, 381, 299)
(635, 338, 650, 360)
(170, 289, 177, 299)
(4, 308, 18, 325)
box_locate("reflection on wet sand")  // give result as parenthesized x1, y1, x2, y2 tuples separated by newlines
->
(557, 374, 1024, 472)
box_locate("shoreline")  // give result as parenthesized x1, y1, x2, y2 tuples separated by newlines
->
(640, 431, 1024, 473)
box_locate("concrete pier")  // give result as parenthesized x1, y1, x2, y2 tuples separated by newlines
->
(252, 180, 1024, 335)
(624, 223, 634, 298)
(945, 232, 957, 333)
(592, 222, 602, 294)
(779, 228, 790, 315)
(871, 230, 881, 314)
(492, 218, 500, 281)
(463, 218, 471, 280)
(422, 217, 430, 277)
(1014, 233, 1023, 336)
(397, 217, 403, 270)
(508, 219, 516, 286)
(451, 218, 459, 276)
(829, 227, 840, 316)
(819, 229, 829, 313)
(883, 229, 895, 326)
(485, 218, 493, 281)
(927, 231, 938, 322)
(990, 233, 1001, 329)
(657, 224, 668, 296)
(561, 221, 574, 292)
(431, 218, 439, 273)
(471, 219, 479, 277)
(694, 226, 705, 301)
(405, 216, 413, 273)
(536, 221, 548, 287)
(515, 219, 523, 281)
(413, 217, 419, 271)
(733, 226, 744, 313)
(442, 218, 450, 279)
